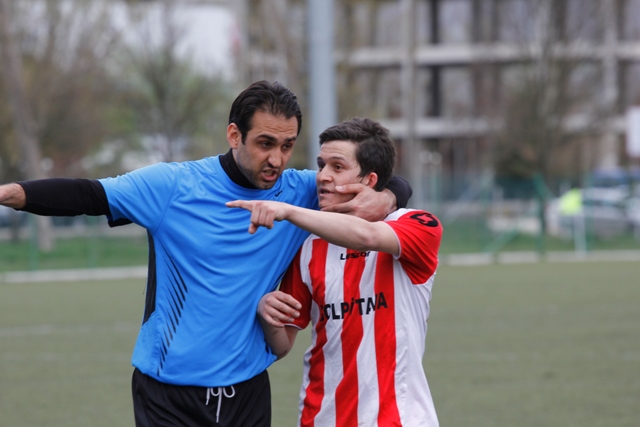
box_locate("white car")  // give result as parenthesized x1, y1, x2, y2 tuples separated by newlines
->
(546, 187, 632, 239)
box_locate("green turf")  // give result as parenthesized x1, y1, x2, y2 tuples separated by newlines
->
(425, 262, 640, 427)
(1, 261, 639, 426)
(0, 235, 149, 272)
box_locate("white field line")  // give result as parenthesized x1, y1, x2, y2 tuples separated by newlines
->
(1, 250, 639, 283)
(0, 266, 147, 284)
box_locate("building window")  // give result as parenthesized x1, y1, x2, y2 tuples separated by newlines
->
(441, 67, 473, 117)
(621, 0, 640, 41)
(439, 0, 473, 44)
(622, 62, 640, 107)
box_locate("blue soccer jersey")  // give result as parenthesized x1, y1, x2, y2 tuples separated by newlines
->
(99, 155, 318, 387)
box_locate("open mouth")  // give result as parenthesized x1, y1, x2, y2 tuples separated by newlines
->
(262, 170, 278, 181)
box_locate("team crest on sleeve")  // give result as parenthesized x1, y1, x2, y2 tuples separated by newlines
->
(410, 212, 439, 227)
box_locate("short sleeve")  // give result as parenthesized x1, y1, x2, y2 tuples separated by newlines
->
(99, 163, 177, 231)
(387, 210, 442, 284)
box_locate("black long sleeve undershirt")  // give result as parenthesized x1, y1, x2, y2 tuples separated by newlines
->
(17, 178, 134, 227)
(18, 178, 110, 216)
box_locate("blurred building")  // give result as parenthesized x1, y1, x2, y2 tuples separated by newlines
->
(229, 0, 640, 207)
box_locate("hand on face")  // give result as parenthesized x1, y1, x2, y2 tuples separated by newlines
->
(320, 183, 391, 222)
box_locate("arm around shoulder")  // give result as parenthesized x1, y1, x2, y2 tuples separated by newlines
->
(386, 175, 412, 209)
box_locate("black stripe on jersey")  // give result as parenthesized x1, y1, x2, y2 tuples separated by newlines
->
(142, 232, 157, 325)
(157, 244, 189, 374)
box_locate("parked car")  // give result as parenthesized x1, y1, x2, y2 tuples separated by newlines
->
(546, 187, 638, 239)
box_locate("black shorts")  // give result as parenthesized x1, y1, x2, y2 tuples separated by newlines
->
(131, 368, 271, 427)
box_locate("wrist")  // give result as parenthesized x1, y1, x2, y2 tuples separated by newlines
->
(0, 183, 26, 209)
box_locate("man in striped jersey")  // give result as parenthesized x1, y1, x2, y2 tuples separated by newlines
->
(227, 117, 442, 426)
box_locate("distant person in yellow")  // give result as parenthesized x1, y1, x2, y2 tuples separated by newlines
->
(559, 188, 586, 251)
(559, 188, 583, 216)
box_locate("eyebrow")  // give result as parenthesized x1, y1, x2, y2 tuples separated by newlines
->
(317, 154, 348, 163)
(256, 133, 297, 143)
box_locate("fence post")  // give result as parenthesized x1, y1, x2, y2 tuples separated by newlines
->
(533, 174, 549, 256)
(28, 215, 39, 270)
(87, 216, 98, 268)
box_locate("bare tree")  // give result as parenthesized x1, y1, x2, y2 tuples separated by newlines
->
(0, 0, 53, 251)
(122, 0, 234, 163)
(491, 0, 606, 183)
(0, 0, 124, 251)
(488, 0, 607, 236)
(231, 0, 308, 168)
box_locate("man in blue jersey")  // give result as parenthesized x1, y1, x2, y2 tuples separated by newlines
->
(0, 81, 411, 427)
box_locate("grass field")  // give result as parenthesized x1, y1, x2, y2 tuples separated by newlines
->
(1, 261, 639, 426)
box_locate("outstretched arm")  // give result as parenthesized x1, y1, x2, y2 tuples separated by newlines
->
(0, 179, 112, 216)
(226, 199, 400, 255)
(257, 291, 300, 359)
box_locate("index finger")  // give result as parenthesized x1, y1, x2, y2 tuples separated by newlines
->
(226, 200, 251, 210)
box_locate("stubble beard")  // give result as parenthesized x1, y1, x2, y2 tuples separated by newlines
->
(237, 162, 276, 190)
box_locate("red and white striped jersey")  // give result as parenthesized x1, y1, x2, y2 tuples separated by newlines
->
(280, 208, 443, 427)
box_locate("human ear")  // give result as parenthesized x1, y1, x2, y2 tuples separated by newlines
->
(362, 172, 378, 189)
(227, 123, 241, 149)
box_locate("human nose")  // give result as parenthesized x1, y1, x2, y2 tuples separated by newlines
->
(317, 167, 331, 182)
(267, 151, 283, 168)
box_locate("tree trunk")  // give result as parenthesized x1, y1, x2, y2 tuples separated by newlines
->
(0, 0, 54, 252)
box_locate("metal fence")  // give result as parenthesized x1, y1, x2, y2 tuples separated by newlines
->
(1, 174, 639, 273)
(422, 173, 640, 257)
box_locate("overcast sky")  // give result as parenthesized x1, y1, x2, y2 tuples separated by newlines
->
(111, 1, 236, 78)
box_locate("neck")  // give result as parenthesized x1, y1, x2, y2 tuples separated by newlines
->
(219, 149, 257, 189)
